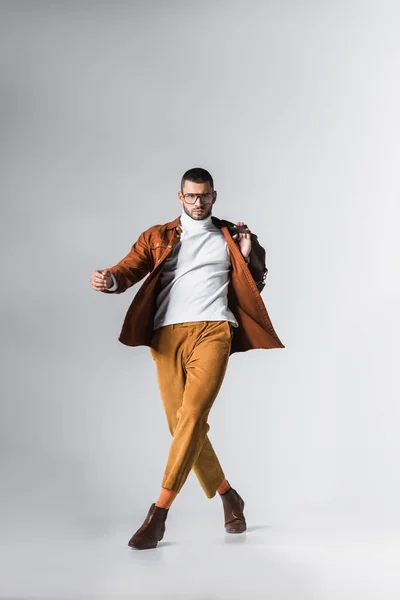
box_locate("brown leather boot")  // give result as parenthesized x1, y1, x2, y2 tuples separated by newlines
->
(128, 503, 169, 549)
(220, 487, 247, 533)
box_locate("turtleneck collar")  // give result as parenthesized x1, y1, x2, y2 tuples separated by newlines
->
(180, 209, 213, 231)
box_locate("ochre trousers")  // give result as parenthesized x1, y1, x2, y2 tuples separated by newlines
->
(150, 320, 232, 499)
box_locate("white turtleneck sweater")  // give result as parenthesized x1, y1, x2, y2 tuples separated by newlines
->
(108, 210, 239, 331)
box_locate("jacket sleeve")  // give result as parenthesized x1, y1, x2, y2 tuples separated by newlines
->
(108, 273, 118, 291)
(248, 232, 268, 293)
(101, 230, 153, 294)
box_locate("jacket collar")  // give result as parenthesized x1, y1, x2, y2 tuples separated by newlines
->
(166, 216, 181, 229)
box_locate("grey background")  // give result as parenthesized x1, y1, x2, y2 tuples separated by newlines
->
(1, 1, 399, 598)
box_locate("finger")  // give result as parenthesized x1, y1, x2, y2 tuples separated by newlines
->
(91, 276, 108, 288)
(91, 275, 106, 284)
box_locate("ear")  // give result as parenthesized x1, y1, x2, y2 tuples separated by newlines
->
(178, 191, 184, 206)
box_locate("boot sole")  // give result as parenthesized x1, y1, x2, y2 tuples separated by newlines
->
(128, 524, 165, 549)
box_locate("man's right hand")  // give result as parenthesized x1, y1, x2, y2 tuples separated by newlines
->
(90, 269, 113, 291)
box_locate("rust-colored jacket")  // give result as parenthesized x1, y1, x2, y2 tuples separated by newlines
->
(102, 215, 285, 354)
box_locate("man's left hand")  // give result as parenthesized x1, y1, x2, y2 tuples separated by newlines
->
(232, 221, 252, 262)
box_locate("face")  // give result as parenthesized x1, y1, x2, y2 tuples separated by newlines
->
(178, 180, 217, 220)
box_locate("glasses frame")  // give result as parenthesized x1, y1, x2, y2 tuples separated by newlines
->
(182, 192, 215, 205)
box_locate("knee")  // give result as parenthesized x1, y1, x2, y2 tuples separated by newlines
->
(184, 406, 210, 424)
(170, 407, 210, 434)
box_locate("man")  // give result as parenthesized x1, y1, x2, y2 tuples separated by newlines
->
(90, 167, 284, 550)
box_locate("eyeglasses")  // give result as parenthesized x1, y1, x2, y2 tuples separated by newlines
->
(183, 193, 214, 204)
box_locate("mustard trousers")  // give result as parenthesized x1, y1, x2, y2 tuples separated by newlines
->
(150, 320, 232, 499)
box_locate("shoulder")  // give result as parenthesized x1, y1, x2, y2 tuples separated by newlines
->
(212, 215, 255, 234)
(211, 216, 235, 229)
(211, 216, 237, 237)
(212, 215, 261, 242)
(140, 216, 180, 244)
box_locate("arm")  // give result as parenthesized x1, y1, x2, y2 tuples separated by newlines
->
(102, 230, 153, 294)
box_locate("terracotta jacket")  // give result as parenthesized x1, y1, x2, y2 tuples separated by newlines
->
(102, 215, 285, 354)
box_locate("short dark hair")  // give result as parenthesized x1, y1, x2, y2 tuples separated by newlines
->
(181, 167, 214, 191)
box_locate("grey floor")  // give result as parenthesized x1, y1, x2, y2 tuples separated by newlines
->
(2, 507, 400, 600)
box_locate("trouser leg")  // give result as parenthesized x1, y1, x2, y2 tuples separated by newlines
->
(150, 320, 232, 498)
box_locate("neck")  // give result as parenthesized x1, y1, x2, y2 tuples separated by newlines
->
(180, 209, 213, 230)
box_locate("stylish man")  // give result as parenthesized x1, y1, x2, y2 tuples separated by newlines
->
(90, 167, 284, 549)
